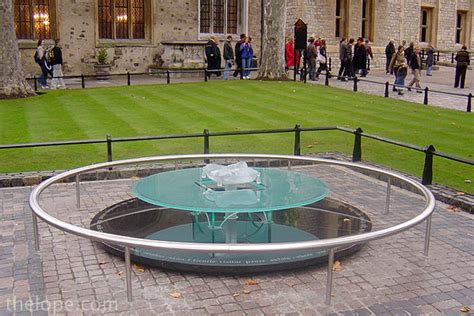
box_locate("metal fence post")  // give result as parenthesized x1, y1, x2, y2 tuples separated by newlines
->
(81, 74, 85, 88)
(451, 52, 454, 64)
(353, 76, 358, 92)
(352, 127, 363, 162)
(424, 87, 429, 105)
(204, 70, 208, 82)
(127, 72, 131, 86)
(328, 57, 332, 72)
(467, 93, 472, 112)
(203, 129, 210, 163)
(293, 124, 301, 156)
(106, 135, 113, 162)
(422, 145, 435, 185)
(436, 51, 440, 62)
(325, 71, 329, 86)
(384, 81, 390, 98)
(166, 70, 170, 84)
(33, 76, 38, 91)
(367, 58, 370, 71)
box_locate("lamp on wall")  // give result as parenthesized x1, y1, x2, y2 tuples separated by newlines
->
(117, 15, 128, 22)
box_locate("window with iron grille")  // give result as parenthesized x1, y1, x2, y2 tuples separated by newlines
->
(98, 0, 147, 40)
(199, 0, 242, 35)
(13, 0, 53, 40)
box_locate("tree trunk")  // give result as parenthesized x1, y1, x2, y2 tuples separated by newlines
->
(0, 0, 36, 99)
(256, 0, 289, 81)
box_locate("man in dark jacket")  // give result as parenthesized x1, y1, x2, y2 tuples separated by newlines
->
(305, 37, 318, 81)
(51, 38, 66, 89)
(454, 45, 470, 88)
(404, 42, 414, 66)
(407, 46, 423, 92)
(353, 38, 367, 77)
(233, 34, 245, 79)
(205, 36, 221, 78)
(223, 35, 234, 80)
(385, 39, 395, 74)
(337, 38, 346, 80)
(343, 38, 355, 79)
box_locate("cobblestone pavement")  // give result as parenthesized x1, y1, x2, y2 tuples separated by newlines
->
(0, 164, 473, 315)
(308, 67, 473, 112)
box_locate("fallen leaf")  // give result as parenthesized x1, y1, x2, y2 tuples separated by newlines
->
(232, 293, 240, 297)
(306, 145, 314, 148)
(455, 192, 465, 196)
(243, 288, 251, 294)
(246, 279, 259, 285)
(332, 261, 342, 272)
(287, 283, 296, 288)
(343, 218, 351, 223)
(117, 271, 123, 276)
(98, 261, 109, 266)
(132, 264, 145, 273)
(459, 306, 471, 313)
(169, 292, 182, 299)
(464, 180, 471, 183)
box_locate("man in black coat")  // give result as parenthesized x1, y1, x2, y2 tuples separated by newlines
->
(385, 40, 395, 74)
(205, 36, 221, 78)
(233, 33, 246, 79)
(454, 45, 470, 88)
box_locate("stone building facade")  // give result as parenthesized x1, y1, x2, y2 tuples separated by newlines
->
(15, 0, 473, 76)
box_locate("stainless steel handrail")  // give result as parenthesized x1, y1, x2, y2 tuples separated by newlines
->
(29, 154, 436, 304)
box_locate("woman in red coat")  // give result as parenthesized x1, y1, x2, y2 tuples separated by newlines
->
(285, 37, 299, 70)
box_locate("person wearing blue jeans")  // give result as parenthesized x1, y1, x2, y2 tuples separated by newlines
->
(223, 35, 234, 80)
(240, 37, 253, 79)
(425, 44, 434, 76)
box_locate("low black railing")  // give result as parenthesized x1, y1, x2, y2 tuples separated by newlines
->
(1, 125, 472, 186)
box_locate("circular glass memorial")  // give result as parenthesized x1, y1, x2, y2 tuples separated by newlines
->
(91, 166, 372, 273)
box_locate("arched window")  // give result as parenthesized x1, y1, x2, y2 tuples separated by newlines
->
(14, 0, 54, 40)
(98, 0, 149, 40)
(199, 0, 244, 35)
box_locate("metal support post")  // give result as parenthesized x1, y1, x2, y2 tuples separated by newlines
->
(106, 135, 113, 162)
(325, 71, 329, 86)
(127, 72, 131, 86)
(352, 128, 363, 162)
(385, 177, 391, 215)
(424, 215, 432, 256)
(422, 145, 435, 185)
(125, 247, 133, 302)
(167, 70, 170, 84)
(33, 76, 38, 91)
(325, 248, 335, 305)
(204, 70, 208, 82)
(328, 57, 332, 72)
(353, 76, 358, 92)
(32, 212, 40, 251)
(203, 129, 210, 163)
(467, 93, 472, 112)
(293, 124, 301, 156)
(451, 53, 454, 64)
(81, 74, 85, 88)
(75, 175, 81, 209)
(384, 81, 390, 98)
(424, 87, 429, 105)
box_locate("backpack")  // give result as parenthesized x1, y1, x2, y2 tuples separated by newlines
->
(304, 48, 312, 60)
(34, 50, 41, 63)
(45, 47, 55, 64)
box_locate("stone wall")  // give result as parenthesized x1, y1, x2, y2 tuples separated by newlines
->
(17, 0, 472, 76)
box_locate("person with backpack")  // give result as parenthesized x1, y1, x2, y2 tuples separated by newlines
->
(342, 38, 355, 80)
(305, 37, 318, 81)
(50, 38, 66, 89)
(315, 39, 327, 79)
(337, 38, 347, 80)
(35, 39, 51, 89)
(389, 45, 408, 95)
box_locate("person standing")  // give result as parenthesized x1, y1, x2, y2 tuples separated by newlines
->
(35, 39, 51, 89)
(240, 36, 253, 79)
(407, 46, 423, 93)
(205, 36, 222, 79)
(233, 34, 245, 79)
(337, 38, 347, 80)
(454, 45, 470, 89)
(343, 38, 355, 80)
(305, 37, 318, 81)
(385, 39, 395, 74)
(223, 35, 234, 80)
(315, 39, 327, 79)
(365, 39, 373, 72)
(50, 38, 66, 89)
(404, 42, 414, 66)
(353, 38, 367, 77)
(425, 44, 435, 76)
(285, 37, 296, 71)
(389, 45, 408, 94)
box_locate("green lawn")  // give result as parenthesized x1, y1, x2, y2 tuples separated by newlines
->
(0, 81, 472, 193)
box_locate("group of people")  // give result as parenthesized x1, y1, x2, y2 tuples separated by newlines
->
(285, 36, 329, 81)
(385, 40, 470, 94)
(205, 34, 254, 80)
(35, 38, 66, 89)
(336, 37, 374, 81)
